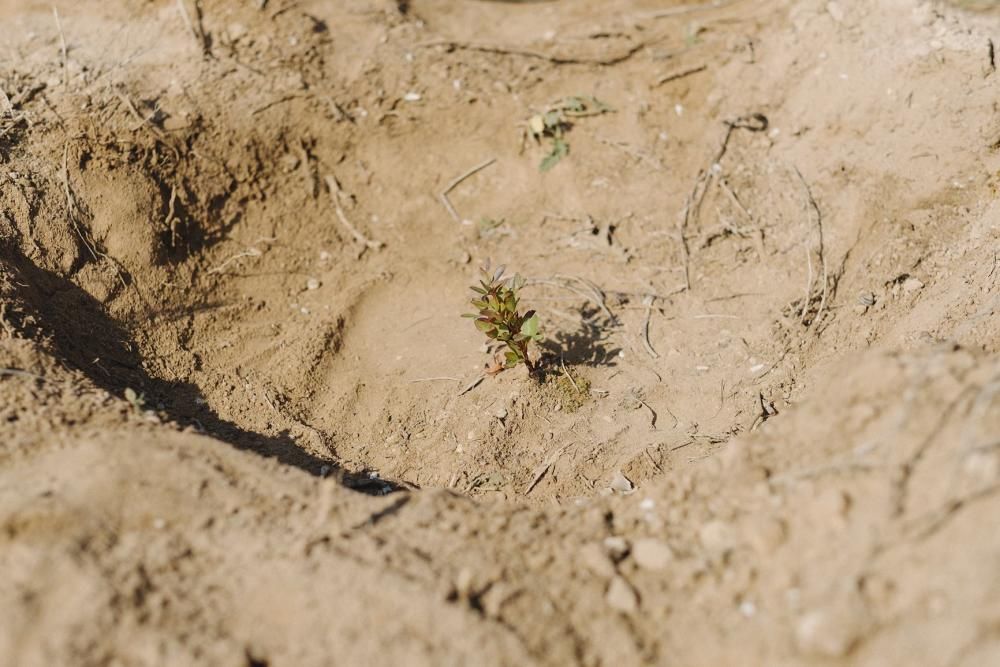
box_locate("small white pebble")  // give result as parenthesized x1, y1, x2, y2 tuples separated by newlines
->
(674, 103, 684, 116)
(403, 92, 422, 102)
(739, 600, 757, 617)
(306, 278, 320, 290)
(639, 498, 656, 511)
(152, 518, 166, 530)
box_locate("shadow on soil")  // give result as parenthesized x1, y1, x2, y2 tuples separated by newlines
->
(541, 314, 621, 368)
(4, 247, 403, 495)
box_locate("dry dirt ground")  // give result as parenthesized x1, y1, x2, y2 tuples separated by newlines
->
(2, 0, 1000, 664)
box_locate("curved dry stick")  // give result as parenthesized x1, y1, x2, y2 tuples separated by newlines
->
(439, 157, 496, 224)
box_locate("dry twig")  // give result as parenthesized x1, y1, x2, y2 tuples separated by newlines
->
(641, 294, 659, 358)
(324, 175, 384, 252)
(524, 445, 568, 495)
(416, 38, 651, 67)
(458, 375, 485, 396)
(654, 64, 707, 87)
(439, 157, 496, 224)
(559, 354, 580, 392)
(206, 247, 263, 274)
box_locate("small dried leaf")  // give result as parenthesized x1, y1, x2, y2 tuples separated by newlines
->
(529, 114, 545, 136)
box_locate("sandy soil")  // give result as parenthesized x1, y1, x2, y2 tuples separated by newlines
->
(2, 0, 999, 664)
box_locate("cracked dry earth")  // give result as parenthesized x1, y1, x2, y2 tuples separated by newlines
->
(2, 0, 1000, 665)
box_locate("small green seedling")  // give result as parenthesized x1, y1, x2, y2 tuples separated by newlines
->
(463, 263, 542, 373)
(527, 95, 614, 172)
(124, 387, 146, 413)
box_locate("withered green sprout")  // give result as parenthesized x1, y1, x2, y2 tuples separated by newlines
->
(464, 264, 542, 373)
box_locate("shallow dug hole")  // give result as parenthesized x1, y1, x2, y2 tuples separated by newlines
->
(3, 0, 1000, 665)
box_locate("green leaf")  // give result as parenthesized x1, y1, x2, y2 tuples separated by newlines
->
(520, 313, 540, 338)
(540, 138, 569, 172)
(474, 319, 493, 332)
(470, 285, 487, 295)
(461, 313, 479, 318)
(471, 299, 487, 310)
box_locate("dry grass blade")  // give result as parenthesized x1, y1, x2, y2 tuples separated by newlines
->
(52, 7, 68, 86)
(0, 368, 48, 382)
(794, 166, 828, 328)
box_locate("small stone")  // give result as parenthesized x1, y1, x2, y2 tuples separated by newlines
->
(699, 520, 737, 557)
(631, 538, 673, 571)
(306, 278, 321, 290)
(603, 536, 630, 561)
(578, 543, 616, 578)
(609, 470, 634, 494)
(403, 91, 422, 102)
(795, 607, 862, 658)
(903, 277, 924, 292)
(454, 568, 475, 598)
(605, 575, 639, 613)
(227, 22, 248, 41)
(493, 406, 508, 420)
